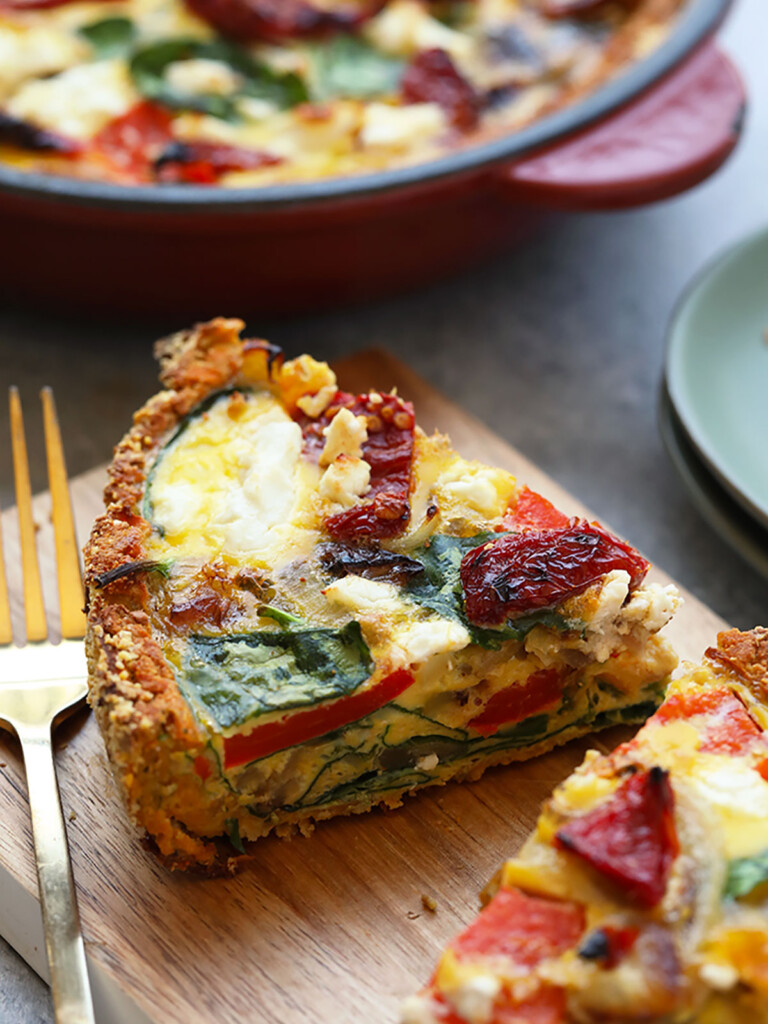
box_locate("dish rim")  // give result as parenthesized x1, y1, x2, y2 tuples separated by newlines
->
(0, 0, 730, 214)
(665, 220, 768, 533)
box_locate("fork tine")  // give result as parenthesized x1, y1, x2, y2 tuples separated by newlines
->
(9, 387, 47, 643)
(41, 387, 86, 640)
(0, 500, 12, 644)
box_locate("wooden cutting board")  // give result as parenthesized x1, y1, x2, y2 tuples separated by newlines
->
(0, 350, 727, 1024)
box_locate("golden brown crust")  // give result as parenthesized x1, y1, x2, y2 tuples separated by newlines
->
(706, 627, 768, 700)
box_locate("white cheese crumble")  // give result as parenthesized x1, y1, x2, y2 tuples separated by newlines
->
(320, 407, 368, 467)
(360, 102, 447, 149)
(318, 455, 371, 507)
(367, 0, 472, 61)
(395, 619, 470, 664)
(7, 59, 137, 140)
(576, 574, 681, 662)
(323, 575, 403, 617)
(164, 57, 242, 97)
(400, 994, 438, 1024)
(0, 27, 86, 103)
(450, 973, 502, 1024)
(296, 384, 336, 418)
(698, 962, 739, 991)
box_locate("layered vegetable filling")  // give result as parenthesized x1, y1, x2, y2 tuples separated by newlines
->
(114, 378, 680, 819)
(0, 0, 685, 186)
(406, 651, 768, 1024)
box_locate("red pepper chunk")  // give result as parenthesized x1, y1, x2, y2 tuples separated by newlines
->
(401, 48, 480, 131)
(460, 521, 649, 627)
(297, 390, 416, 541)
(223, 667, 413, 768)
(655, 685, 766, 756)
(92, 101, 174, 183)
(452, 887, 585, 966)
(431, 986, 567, 1024)
(555, 767, 679, 908)
(469, 668, 563, 736)
(183, 0, 386, 42)
(501, 486, 570, 533)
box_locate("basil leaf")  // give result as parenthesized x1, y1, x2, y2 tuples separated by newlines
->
(79, 16, 136, 58)
(310, 36, 404, 100)
(129, 38, 308, 121)
(404, 533, 577, 649)
(180, 622, 373, 730)
(724, 850, 768, 900)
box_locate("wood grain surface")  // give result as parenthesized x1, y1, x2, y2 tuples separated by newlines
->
(0, 351, 727, 1024)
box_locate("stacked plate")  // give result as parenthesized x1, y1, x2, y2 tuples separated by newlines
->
(663, 225, 768, 579)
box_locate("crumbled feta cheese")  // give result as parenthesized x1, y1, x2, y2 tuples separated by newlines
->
(396, 619, 470, 663)
(416, 753, 439, 771)
(320, 407, 368, 467)
(450, 973, 502, 1024)
(7, 59, 137, 140)
(164, 57, 242, 97)
(296, 384, 336, 419)
(573, 574, 681, 662)
(323, 575, 403, 616)
(367, 0, 472, 61)
(400, 994, 437, 1024)
(318, 455, 371, 507)
(699, 962, 739, 991)
(237, 96, 279, 122)
(621, 583, 682, 634)
(360, 102, 447, 149)
(0, 27, 86, 103)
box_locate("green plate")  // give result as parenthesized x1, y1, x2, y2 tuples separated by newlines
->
(666, 225, 768, 531)
(659, 383, 768, 581)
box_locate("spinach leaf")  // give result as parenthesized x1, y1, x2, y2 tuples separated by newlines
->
(226, 817, 245, 853)
(129, 38, 308, 121)
(724, 850, 768, 900)
(404, 533, 577, 648)
(310, 35, 404, 100)
(180, 622, 373, 730)
(79, 16, 136, 58)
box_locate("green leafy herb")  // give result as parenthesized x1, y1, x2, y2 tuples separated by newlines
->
(78, 16, 136, 58)
(129, 38, 308, 121)
(258, 605, 303, 627)
(404, 533, 577, 649)
(724, 850, 768, 900)
(180, 622, 373, 730)
(226, 817, 245, 853)
(309, 35, 404, 100)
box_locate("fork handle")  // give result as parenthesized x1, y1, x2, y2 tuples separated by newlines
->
(18, 725, 96, 1024)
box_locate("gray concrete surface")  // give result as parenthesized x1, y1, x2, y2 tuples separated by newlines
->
(0, 0, 766, 1017)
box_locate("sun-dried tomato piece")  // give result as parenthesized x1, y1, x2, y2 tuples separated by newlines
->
(297, 391, 415, 541)
(541, 0, 641, 17)
(501, 486, 570, 533)
(555, 767, 679, 908)
(92, 101, 174, 183)
(655, 685, 766, 756)
(469, 668, 564, 736)
(183, 0, 385, 42)
(401, 47, 480, 131)
(155, 141, 283, 184)
(460, 521, 649, 627)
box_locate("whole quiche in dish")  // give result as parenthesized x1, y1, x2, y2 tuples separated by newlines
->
(84, 318, 680, 871)
(0, 0, 688, 186)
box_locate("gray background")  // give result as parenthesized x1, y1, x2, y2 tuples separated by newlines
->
(1, 0, 766, 1018)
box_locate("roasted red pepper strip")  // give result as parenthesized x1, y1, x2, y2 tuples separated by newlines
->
(469, 668, 563, 736)
(401, 47, 480, 131)
(91, 101, 175, 183)
(156, 141, 283, 184)
(655, 685, 766, 756)
(501, 486, 570, 533)
(430, 985, 567, 1024)
(223, 667, 413, 768)
(452, 886, 585, 965)
(460, 521, 649, 627)
(184, 0, 386, 42)
(297, 390, 416, 541)
(555, 767, 679, 908)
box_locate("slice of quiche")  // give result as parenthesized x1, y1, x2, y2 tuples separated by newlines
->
(84, 317, 680, 871)
(403, 628, 768, 1024)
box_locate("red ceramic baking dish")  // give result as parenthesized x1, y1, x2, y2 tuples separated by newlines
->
(0, 0, 743, 317)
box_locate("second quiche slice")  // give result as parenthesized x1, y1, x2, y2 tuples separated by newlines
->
(85, 318, 680, 871)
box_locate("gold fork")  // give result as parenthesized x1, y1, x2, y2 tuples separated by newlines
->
(0, 387, 95, 1024)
